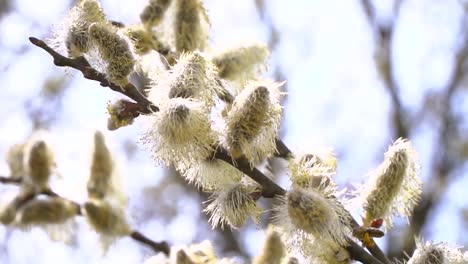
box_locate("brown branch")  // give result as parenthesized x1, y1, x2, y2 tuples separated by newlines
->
(28, 37, 158, 114)
(347, 239, 384, 264)
(388, 11, 468, 260)
(213, 147, 286, 198)
(0, 176, 22, 185)
(29, 36, 388, 264)
(130, 231, 170, 255)
(360, 0, 408, 139)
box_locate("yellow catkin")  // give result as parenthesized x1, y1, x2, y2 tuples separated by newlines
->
(26, 140, 54, 190)
(88, 23, 135, 86)
(19, 197, 78, 225)
(174, 0, 209, 52)
(140, 0, 172, 28)
(88, 131, 113, 199)
(253, 226, 285, 264)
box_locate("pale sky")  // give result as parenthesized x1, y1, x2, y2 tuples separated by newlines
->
(0, 0, 467, 263)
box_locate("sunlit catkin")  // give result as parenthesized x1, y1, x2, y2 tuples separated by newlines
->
(224, 80, 283, 165)
(148, 52, 220, 107)
(288, 150, 337, 189)
(24, 139, 55, 191)
(274, 186, 351, 247)
(50, 0, 106, 57)
(88, 131, 113, 199)
(5, 143, 25, 180)
(204, 182, 262, 229)
(174, 0, 209, 52)
(88, 22, 135, 86)
(253, 226, 285, 264)
(18, 197, 79, 225)
(177, 159, 243, 191)
(140, 0, 172, 29)
(408, 239, 468, 264)
(142, 98, 216, 167)
(360, 138, 422, 230)
(211, 42, 269, 82)
(83, 198, 131, 237)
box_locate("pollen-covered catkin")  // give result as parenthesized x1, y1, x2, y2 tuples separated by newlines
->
(18, 197, 79, 225)
(106, 100, 135, 131)
(5, 143, 25, 180)
(211, 42, 269, 82)
(204, 182, 262, 229)
(174, 0, 209, 52)
(142, 98, 216, 166)
(282, 186, 351, 246)
(87, 131, 113, 199)
(360, 138, 422, 230)
(253, 226, 285, 264)
(88, 22, 135, 86)
(83, 199, 130, 236)
(25, 140, 54, 190)
(140, 0, 172, 28)
(149, 52, 220, 107)
(224, 80, 283, 164)
(58, 0, 106, 57)
(408, 240, 468, 264)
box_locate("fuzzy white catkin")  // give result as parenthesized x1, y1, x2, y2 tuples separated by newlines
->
(174, 0, 209, 52)
(224, 80, 283, 165)
(18, 197, 78, 225)
(177, 159, 243, 191)
(204, 182, 262, 229)
(23, 137, 55, 191)
(253, 226, 286, 264)
(140, 0, 172, 28)
(408, 240, 468, 264)
(142, 98, 216, 167)
(148, 52, 221, 107)
(288, 151, 337, 189)
(88, 22, 135, 86)
(210, 42, 269, 83)
(50, 0, 106, 57)
(83, 198, 131, 251)
(360, 138, 422, 230)
(88, 131, 113, 199)
(284, 187, 350, 246)
(5, 143, 25, 180)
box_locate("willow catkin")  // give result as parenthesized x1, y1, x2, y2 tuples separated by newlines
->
(87, 131, 113, 199)
(88, 22, 135, 86)
(204, 182, 262, 229)
(142, 98, 216, 167)
(140, 0, 172, 28)
(253, 226, 285, 264)
(224, 80, 283, 164)
(360, 138, 422, 230)
(25, 139, 54, 190)
(174, 0, 209, 52)
(18, 197, 79, 225)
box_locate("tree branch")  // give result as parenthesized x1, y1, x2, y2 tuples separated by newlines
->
(130, 231, 170, 255)
(0, 176, 22, 185)
(28, 37, 158, 114)
(28, 36, 389, 264)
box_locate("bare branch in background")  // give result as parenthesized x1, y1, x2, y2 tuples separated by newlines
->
(361, 0, 408, 139)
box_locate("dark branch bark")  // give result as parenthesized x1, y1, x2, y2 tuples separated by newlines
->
(347, 239, 384, 264)
(130, 231, 170, 255)
(0, 176, 22, 184)
(28, 37, 158, 114)
(360, 0, 408, 139)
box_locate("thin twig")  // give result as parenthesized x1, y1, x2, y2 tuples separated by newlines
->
(0, 176, 22, 185)
(130, 231, 170, 255)
(28, 37, 158, 114)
